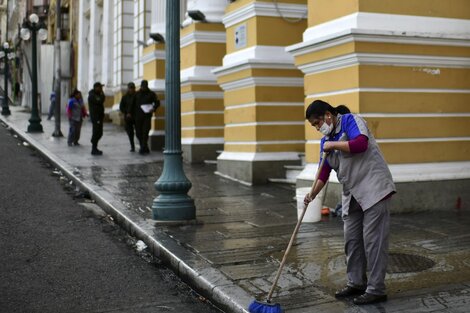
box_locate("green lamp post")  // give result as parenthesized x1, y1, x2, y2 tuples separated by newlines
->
(1, 42, 13, 116)
(152, 0, 196, 221)
(21, 13, 48, 133)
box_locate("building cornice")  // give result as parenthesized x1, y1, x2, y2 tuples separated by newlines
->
(223, 2, 307, 28)
(287, 12, 470, 56)
(213, 45, 297, 76)
(220, 77, 304, 91)
(180, 31, 226, 48)
(298, 53, 470, 75)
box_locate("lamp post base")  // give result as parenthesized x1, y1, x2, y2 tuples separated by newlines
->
(1, 107, 11, 116)
(152, 193, 196, 221)
(27, 119, 43, 133)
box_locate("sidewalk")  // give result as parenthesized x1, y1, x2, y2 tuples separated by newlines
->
(2, 106, 469, 313)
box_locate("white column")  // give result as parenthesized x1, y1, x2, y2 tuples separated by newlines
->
(77, 0, 90, 92)
(88, 1, 103, 88)
(150, 0, 166, 39)
(101, 0, 114, 88)
(133, 0, 150, 80)
(114, 0, 134, 88)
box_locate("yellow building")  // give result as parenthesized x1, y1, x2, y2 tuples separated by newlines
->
(141, 0, 470, 211)
(213, 0, 308, 184)
(286, 0, 470, 211)
(180, 8, 227, 163)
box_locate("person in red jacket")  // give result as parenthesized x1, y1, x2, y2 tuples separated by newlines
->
(66, 89, 87, 146)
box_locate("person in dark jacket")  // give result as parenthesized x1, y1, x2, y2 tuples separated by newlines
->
(119, 82, 137, 152)
(134, 80, 159, 154)
(88, 82, 106, 155)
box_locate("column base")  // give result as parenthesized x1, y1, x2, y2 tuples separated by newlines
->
(1, 107, 11, 116)
(27, 120, 43, 133)
(149, 130, 165, 152)
(182, 142, 223, 163)
(108, 109, 124, 126)
(217, 152, 301, 185)
(296, 162, 470, 213)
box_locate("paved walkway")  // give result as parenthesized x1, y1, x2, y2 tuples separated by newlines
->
(2, 106, 469, 313)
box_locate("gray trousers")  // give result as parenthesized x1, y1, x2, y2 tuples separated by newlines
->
(343, 197, 390, 295)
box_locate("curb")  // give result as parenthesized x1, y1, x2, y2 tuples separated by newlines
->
(1, 115, 252, 313)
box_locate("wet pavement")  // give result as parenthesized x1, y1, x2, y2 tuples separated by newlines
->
(2, 106, 469, 313)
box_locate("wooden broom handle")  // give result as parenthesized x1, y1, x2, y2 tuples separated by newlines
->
(266, 152, 328, 302)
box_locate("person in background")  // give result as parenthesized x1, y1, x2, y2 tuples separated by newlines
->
(119, 82, 137, 152)
(66, 89, 87, 146)
(88, 82, 106, 155)
(47, 91, 56, 120)
(134, 80, 159, 154)
(304, 99, 395, 305)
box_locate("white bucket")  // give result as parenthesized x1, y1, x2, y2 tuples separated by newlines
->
(295, 187, 325, 223)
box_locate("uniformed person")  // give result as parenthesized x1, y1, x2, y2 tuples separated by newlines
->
(304, 99, 395, 305)
(119, 82, 137, 152)
(134, 80, 159, 154)
(88, 82, 106, 155)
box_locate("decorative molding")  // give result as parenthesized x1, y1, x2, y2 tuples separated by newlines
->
(149, 130, 165, 136)
(360, 113, 470, 118)
(141, 49, 166, 64)
(226, 140, 305, 145)
(304, 12, 470, 44)
(220, 76, 304, 91)
(298, 53, 470, 75)
(181, 126, 224, 130)
(181, 66, 218, 84)
(223, 2, 307, 28)
(180, 31, 226, 48)
(307, 137, 470, 144)
(217, 151, 301, 162)
(287, 13, 470, 59)
(181, 138, 225, 145)
(148, 79, 166, 92)
(306, 87, 470, 99)
(180, 91, 224, 101)
(226, 121, 305, 127)
(298, 161, 470, 183)
(213, 61, 296, 77)
(213, 45, 297, 75)
(225, 102, 304, 110)
(181, 111, 223, 116)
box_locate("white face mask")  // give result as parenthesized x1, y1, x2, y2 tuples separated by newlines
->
(319, 116, 333, 136)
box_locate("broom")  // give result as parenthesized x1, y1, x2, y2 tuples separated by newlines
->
(248, 152, 328, 313)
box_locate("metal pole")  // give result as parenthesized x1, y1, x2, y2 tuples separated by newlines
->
(52, 0, 63, 137)
(1, 48, 11, 115)
(2, 0, 11, 116)
(27, 25, 43, 132)
(152, 0, 195, 221)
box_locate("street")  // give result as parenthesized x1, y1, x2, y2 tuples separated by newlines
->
(0, 123, 223, 313)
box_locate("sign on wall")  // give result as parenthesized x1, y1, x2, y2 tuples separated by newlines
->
(235, 23, 247, 49)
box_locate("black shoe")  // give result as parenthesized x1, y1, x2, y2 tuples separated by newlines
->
(353, 293, 387, 305)
(335, 286, 366, 298)
(130, 145, 135, 152)
(73, 142, 80, 146)
(91, 149, 103, 155)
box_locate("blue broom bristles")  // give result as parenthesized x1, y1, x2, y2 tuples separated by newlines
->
(248, 300, 283, 313)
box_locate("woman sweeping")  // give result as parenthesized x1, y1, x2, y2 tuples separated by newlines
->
(304, 99, 396, 305)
